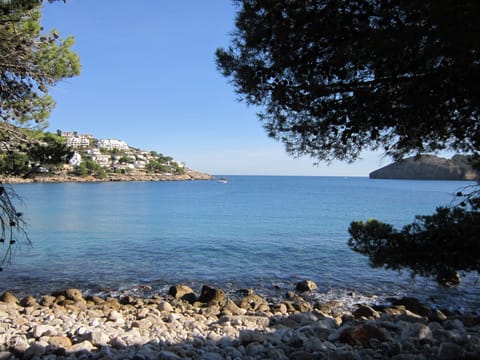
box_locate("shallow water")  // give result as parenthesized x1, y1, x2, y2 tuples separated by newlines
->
(3, 176, 479, 313)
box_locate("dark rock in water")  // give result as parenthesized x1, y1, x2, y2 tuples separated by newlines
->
(436, 269, 461, 288)
(168, 285, 197, 304)
(197, 285, 225, 305)
(369, 155, 478, 180)
(296, 280, 318, 292)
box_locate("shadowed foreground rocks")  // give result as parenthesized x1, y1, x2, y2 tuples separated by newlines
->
(0, 281, 479, 359)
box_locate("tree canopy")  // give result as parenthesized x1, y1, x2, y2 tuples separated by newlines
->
(216, 0, 480, 162)
(217, 0, 480, 285)
(0, 0, 80, 127)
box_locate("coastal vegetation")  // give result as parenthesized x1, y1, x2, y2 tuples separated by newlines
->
(0, 0, 79, 270)
(217, 0, 480, 285)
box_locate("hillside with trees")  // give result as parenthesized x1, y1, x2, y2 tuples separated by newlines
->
(0, 123, 211, 182)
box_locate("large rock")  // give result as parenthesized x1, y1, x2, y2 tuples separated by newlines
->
(168, 285, 196, 303)
(0, 291, 18, 304)
(239, 294, 269, 312)
(296, 280, 318, 292)
(389, 297, 432, 317)
(339, 324, 390, 346)
(197, 285, 225, 305)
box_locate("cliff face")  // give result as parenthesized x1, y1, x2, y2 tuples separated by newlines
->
(369, 155, 479, 180)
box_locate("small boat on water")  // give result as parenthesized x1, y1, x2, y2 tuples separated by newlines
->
(218, 178, 228, 183)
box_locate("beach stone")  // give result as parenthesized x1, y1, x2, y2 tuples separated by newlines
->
(0, 352, 13, 360)
(33, 324, 57, 338)
(389, 297, 432, 317)
(401, 323, 433, 341)
(103, 298, 121, 310)
(40, 295, 56, 307)
(158, 350, 180, 360)
(395, 310, 427, 323)
(10, 335, 29, 353)
(222, 299, 247, 315)
(296, 280, 318, 292)
(108, 310, 124, 323)
(197, 285, 225, 305)
(19, 296, 37, 307)
(339, 324, 390, 346)
(65, 288, 84, 302)
(354, 305, 380, 319)
(271, 303, 288, 314)
(158, 301, 174, 312)
(23, 342, 46, 360)
(85, 329, 109, 346)
(430, 309, 448, 322)
(48, 336, 72, 349)
(67, 340, 95, 353)
(168, 285, 196, 303)
(437, 342, 465, 359)
(0, 291, 18, 304)
(239, 294, 268, 312)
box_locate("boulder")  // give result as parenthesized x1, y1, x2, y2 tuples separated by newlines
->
(48, 336, 72, 350)
(0, 291, 18, 304)
(389, 297, 432, 317)
(222, 299, 247, 316)
(296, 280, 318, 292)
(197, 285, 225, 305)
(239, 294, 269, 312)
(339, 324, 390, 346)
(168, 285, 196, 303)
(20, 296, 37, 307)
(65, 288, 84, 302)
(353, 305, 380, 319)
(437, 342, 465, 360)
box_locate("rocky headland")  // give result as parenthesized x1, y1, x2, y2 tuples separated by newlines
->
(369, 155, 479, 181)
(0, 281, 479, 359)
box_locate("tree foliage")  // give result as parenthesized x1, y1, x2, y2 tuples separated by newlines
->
(0, 0, 80, 127)
(348, 195, 480, 286)
(218, 0, 480, 285)
(0, 184, 29, 271)
(216, 0, 480, 162)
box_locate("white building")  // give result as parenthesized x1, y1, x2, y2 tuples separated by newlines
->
(92, 154, 111, 167)
(69, 152, 82, 167)
(66, 135, 90, 148)
(98, 139, 129, 151)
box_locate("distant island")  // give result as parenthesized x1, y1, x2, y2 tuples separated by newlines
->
(0, 123, 213, 183)
(369, 154, 479, 180)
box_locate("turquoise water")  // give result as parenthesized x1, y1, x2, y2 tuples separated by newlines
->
(4, 176, 479, 312)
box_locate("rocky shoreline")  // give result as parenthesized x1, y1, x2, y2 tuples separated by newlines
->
(1, 281, 479, 359)
(0, 171, 214, 184)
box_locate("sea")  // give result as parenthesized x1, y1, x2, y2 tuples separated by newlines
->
(3, 176, 479, 313)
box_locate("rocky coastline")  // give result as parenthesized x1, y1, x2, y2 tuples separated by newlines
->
(0, 171, 214, 184)
(1, 281, 479, 359)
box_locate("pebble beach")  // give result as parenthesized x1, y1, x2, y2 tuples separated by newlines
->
(1, 281, 479, 360)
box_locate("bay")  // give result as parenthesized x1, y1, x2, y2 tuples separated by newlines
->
(3, 176, 479, 312)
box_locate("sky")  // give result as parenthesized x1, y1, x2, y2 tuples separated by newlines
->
(40, 0, 389, 176)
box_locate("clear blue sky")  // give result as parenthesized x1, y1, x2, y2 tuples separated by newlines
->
(41, 0, 388, 176)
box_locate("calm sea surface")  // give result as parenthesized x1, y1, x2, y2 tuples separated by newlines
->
(4, 176, 479, 312)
